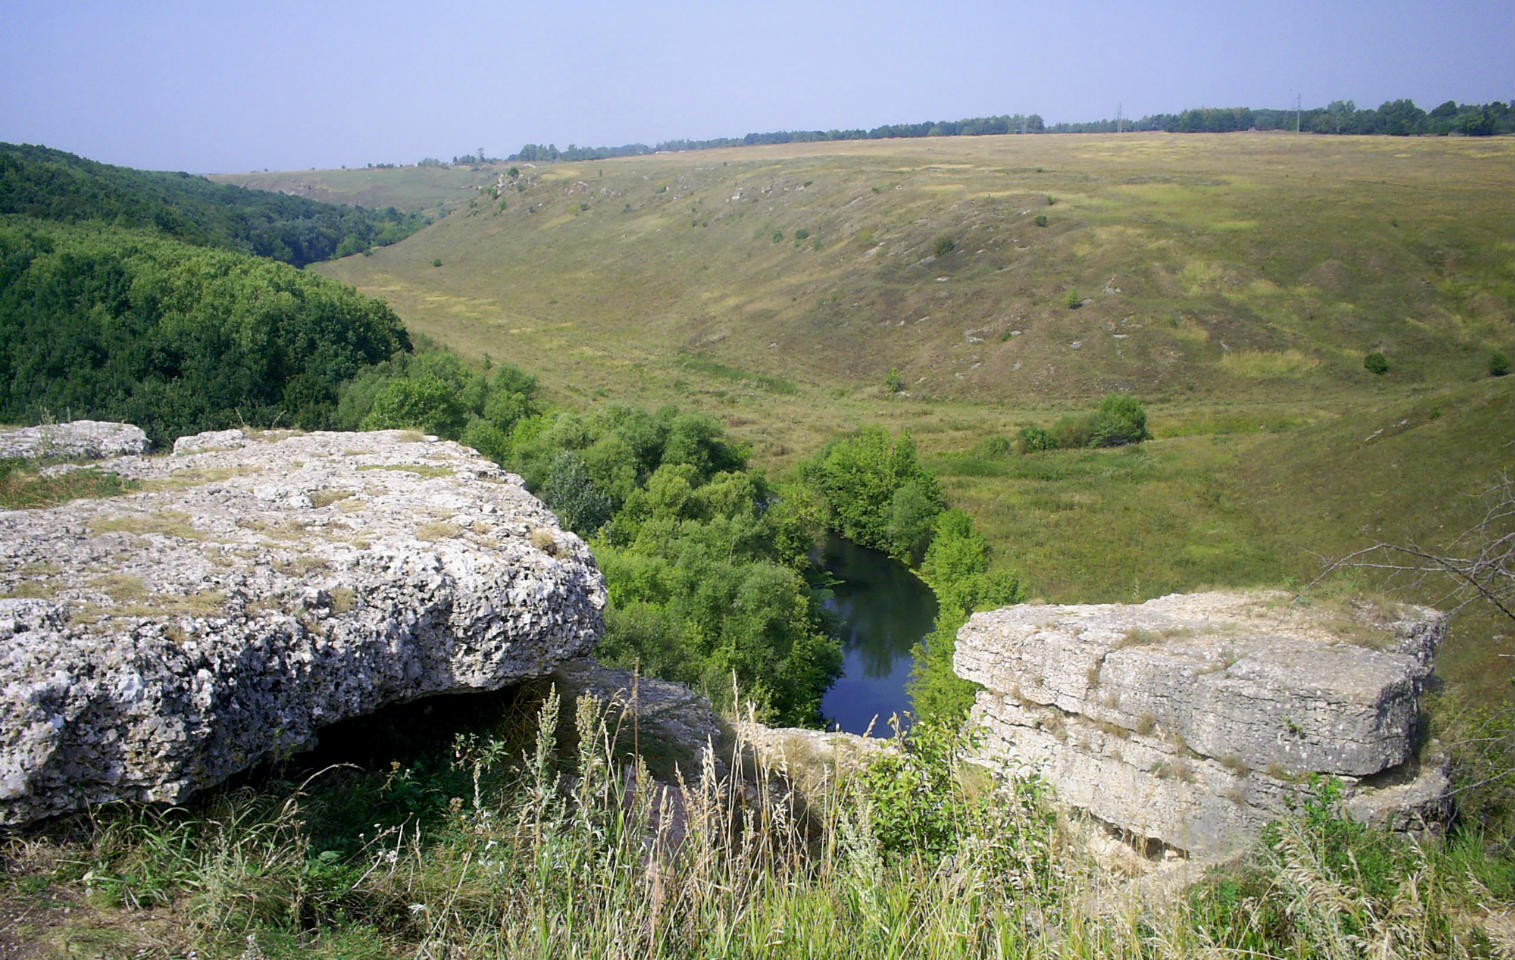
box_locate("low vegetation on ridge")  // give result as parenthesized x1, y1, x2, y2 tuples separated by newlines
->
(1, 143, 425, 266)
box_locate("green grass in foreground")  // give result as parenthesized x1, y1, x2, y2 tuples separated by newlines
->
(3, 686, 1510, 958)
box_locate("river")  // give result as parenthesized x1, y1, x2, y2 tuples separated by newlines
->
(815, 535, 938, 737)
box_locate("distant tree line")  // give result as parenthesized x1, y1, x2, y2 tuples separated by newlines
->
(1047, 99, 1513, 136)
(506, 98, 1513, 163)
(0, 143, 427, 267)
(508, 115, 1050, 162)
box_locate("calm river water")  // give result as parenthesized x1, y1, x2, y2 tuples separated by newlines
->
(815, 535, 938, 737)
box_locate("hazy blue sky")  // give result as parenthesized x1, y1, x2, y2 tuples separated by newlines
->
(2, 0, 1510, 173)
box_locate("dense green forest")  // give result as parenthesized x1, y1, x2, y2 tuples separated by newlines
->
(507, 97, 1513, 162)
(0, 218, 411, 444)
(0, 143, 426, 266)
(326, 346, 844, 723)
(0, 210, 846, 723)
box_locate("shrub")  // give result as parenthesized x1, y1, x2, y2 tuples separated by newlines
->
(885, 480, 940, 565)
(1088, 393, 1150, 447)
(1363, 351, 1389, 375)
(360, 374, 469, 438)
(1049, 413, 1096, 449)
(432, 258, 443, 268)
(1490, 350, 1511, 377)
(1016, 426, 1055, 453)
(856, 720, 972, 861)
(933, 236, 956, 258)
(771, 231, 783, 243)
(793, 228, 810, 240)
(1033, 214, 1049, 227)
(884, 366, 905, 393)
(794, 427, 944, 560)
(539, 452, 614, 534)
(1066, 290, 1084, 309)
(975, 434, 1013, 457)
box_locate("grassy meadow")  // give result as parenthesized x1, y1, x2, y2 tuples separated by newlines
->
(304, 133, 1513, 703)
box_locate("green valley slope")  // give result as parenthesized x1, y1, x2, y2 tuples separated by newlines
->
(308, 133, 1514, 700)
(315, 134, 1510, 405)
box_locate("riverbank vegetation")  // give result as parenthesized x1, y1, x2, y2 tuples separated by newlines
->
(791, 429, 1022, 721)
(331, 344, 842, 725)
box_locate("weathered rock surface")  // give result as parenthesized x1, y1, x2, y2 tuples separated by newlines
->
(1, 429, 605, 825)
(551, 658, 726, 778)
(956, 591, 1449, 856)
(0, 420, 150, 461)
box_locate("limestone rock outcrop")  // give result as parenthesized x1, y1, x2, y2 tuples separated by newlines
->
(0, 420, 150, 461)
(1, 429, 605, 826)
(956, 591, 1449, 857)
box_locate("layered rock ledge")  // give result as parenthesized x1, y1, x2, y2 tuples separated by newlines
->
(1, 429, 605, 826)
(956, 591, 1449, 857)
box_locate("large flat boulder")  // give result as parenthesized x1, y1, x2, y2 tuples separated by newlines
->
(0, 429, 604, 826)
(0, 420, 150, 461)
(956, 591, 1449, 856)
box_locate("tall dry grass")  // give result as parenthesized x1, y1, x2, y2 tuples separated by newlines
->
(4, 686, 1508, 958)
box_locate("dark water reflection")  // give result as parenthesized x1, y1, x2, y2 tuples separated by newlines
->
(816, 535, 938, 737)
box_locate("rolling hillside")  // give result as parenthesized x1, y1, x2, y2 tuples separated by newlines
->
(313, 133, 1511, 406)
(304, 133, 1513, 699)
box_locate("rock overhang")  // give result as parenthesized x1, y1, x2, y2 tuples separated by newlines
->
(1, 427, 606, 826)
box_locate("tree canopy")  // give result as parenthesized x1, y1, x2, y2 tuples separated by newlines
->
(0, 218, 410, 444)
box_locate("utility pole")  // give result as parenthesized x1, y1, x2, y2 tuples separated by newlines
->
(1116, 102, 1124, 133)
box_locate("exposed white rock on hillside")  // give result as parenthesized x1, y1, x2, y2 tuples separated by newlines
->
(0, 420, 150, 460)
(956, 591, 1449, 857)
(0, 429, 604, 826)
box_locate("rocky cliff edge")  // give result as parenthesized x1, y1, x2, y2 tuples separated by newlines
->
(1, 427, 605, 826)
